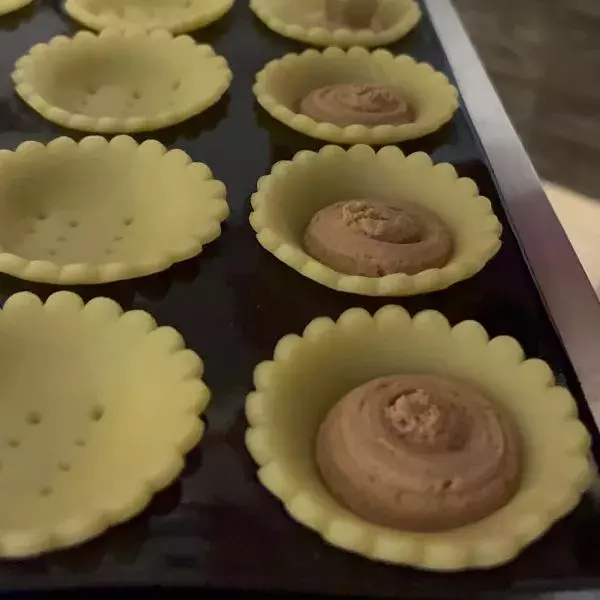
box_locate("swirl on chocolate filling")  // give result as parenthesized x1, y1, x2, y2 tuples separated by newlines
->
(304, 199, 453, 277)
(300, 84, 413, 127)
(316, 374, 522, 531)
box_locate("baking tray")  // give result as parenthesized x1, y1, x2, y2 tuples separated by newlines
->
(1, 0, 600, 598)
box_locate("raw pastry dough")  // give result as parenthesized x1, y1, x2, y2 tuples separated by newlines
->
(246, 306, 593, 570)
(0, 291, 210, 558)
(0, 0, 33, 16)
(65, 0, 235, 34)
(250, 145, 501, 296)
(13, 29, 232, 133)
(253, 47, 458, 144)
(250, 0, 421, 48)
(0, 136, 228, 284)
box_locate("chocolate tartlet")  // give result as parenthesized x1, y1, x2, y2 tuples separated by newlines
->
(304, 199, 453, 277)
(300, 84, 413, 127)
(316, 374, 522, 531)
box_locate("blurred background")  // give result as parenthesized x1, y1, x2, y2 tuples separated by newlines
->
(454, 0, 600, 290)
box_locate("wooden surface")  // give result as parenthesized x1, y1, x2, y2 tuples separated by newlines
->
(453, 0, 600, 201)
(544, 182, 600, 294)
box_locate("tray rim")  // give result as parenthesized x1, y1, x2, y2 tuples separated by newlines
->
(425, 0, 600, 425)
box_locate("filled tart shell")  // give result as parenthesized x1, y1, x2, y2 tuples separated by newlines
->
(246, 306, 592, 570)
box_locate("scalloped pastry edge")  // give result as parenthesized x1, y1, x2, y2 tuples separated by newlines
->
(253, 46, 459, 144)
(250, 0, 421, 48)
(250, 144, 501, 297)
(64, 0, 235, 34)
(0, 290, 210, 558)
(245, 305, 594, 570)
(0, 135, 229, 284)
(12, 29, 232, 133)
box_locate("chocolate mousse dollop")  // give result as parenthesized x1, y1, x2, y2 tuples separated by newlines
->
(304, 199, 453, 277)
(316, 374, 522, 531)
(300, 84, 413, 127)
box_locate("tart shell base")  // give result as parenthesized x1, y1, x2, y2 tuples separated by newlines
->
(250, 144, 501, 296)
(0, 0, 33, 15)
(0, 291, 210, 558)
(253, 47, 458, 145)
(250, 0, 422, 48)
(12, 29, 232, 133)
(0, 136, 228, 285)
(246, 306, 593, 570)
(65, 0, 235, 34)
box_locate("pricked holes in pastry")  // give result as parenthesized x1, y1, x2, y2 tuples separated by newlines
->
(58, 461, 71, 472)
(90, 405, 105, 422)
(7, 438, 20, 448)
(40, 487, 53, 497)
(26, 411, 42, 425)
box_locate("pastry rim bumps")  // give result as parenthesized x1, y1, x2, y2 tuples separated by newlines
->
(12, 29, 232, 133)
(0, 135, 229, 285)
(250, 144, 502, 297)
(253, 47, 458, 144)
(64, 0, 235, 34)
(0, 291, 210, 558)
(245, 306, 593, 570)
(250, 0, 422, 48)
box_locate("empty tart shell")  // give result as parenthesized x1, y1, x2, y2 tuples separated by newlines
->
(250, 145, 501, 296)
(250, 0, 421, 48)
(65, 0, 235, 34)
(0, 135, 228, 284)
(12, 29, 232, 133)
(254, 47, 458, 144)
(0, 291, 210, 558)
(246, 306, 593, 570)
(0, 0, 33, 15)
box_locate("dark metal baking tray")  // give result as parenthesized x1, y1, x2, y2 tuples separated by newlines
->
(1, 0, 600, 598)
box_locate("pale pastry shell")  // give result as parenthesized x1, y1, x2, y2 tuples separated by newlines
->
(250, 144, 501, 296)
(0, 291, 210, 558)
(12, 29, 232, 133)
(0, 136, 228, 284)
(65, 0, 235, 34)
(250, 0, 421, 48)
(246, 306, 593, 570)
(254, 47, 458, 144)
(0, 0, 33, 15)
